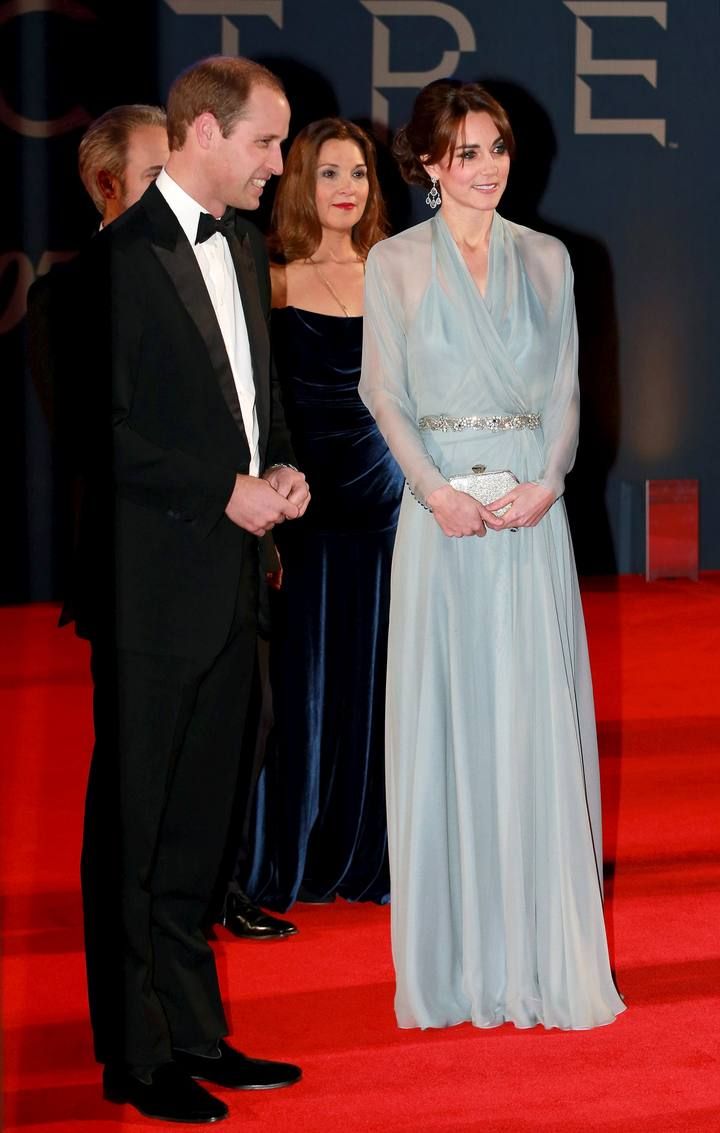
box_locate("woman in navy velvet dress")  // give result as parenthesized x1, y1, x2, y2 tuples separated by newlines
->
(244, 119, 403, 909)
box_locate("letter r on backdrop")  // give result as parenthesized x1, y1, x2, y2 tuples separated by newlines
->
(564, 1, 668, 145)
(361, 1, 476, 134)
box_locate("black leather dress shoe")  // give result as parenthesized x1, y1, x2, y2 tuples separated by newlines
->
(103, 1062, 228, 1123)
(220, 891, 298, 940)
(173, 1040, 302, 1090)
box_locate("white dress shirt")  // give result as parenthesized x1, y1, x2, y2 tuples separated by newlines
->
(155, 168, 260, 476)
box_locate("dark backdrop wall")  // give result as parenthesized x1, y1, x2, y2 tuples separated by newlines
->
(2, 0, 718, 601)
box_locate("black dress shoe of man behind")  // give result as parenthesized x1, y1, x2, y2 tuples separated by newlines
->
(220, 889, 298, 939)
(173, 1040, 302, 1089)
(103, 1062, 228, 1123)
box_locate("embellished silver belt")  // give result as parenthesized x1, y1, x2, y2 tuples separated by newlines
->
(418, 413, 541, 433)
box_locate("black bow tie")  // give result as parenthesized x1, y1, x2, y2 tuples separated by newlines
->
(195, 209, 236, 244)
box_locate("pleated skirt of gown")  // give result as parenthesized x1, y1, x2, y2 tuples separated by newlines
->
(387, 427, 626, 1030)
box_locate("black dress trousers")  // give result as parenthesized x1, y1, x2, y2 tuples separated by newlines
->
(81, 538, 258, 1068)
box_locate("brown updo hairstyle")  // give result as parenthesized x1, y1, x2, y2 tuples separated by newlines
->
(393, 79, 515, 187)
(269, 118, 388, 263)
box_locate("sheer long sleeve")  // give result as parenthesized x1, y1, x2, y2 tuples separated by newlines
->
(360, 247, 446, 506)
(536, 249, 580, 500)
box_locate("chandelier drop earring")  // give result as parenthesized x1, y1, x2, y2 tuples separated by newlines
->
(425, 176, 441, 209)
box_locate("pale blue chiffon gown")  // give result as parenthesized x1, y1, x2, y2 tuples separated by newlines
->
(359, 212, 625, 1031)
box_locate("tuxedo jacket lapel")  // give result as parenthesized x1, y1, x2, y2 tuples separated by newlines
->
(227, 228, 270, 454)
(154, 238, 250, 440)
(141, 185, 253, 461)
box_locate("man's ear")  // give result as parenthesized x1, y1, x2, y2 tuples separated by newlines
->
(96, 169, 120, 202)
(194, 112, 218, 150)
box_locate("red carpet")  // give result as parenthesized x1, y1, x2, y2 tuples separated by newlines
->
(2, 577, 720, 1131)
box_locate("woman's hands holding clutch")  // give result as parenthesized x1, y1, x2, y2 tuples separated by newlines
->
(426, 481, 555, 536)
(488, 482, 555, 530)
(426, 484, 504, 538)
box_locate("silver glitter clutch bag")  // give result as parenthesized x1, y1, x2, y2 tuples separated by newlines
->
(448, 465, 518, 517)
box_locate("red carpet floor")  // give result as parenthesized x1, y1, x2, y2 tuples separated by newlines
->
(1, 577, 719, 1132)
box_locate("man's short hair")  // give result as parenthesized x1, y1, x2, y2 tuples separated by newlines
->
(78, 104, 167, 214)
(166, 56, 284, 151)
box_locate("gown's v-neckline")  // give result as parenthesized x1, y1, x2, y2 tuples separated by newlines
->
(435, 209, 497, 305)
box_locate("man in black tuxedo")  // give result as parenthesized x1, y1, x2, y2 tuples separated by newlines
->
(28, 106, 170, 616)
(28, 104, 169, 431)
(71, 57, 310, 1124)
(29, 99, 296, 945)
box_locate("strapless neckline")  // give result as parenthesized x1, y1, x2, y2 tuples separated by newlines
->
(274, 306, 363, 322)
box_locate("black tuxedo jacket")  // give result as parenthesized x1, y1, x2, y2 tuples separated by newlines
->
(68, 183, 293, 659)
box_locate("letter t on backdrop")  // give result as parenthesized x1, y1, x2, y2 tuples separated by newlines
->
(164, 0, 283, 55)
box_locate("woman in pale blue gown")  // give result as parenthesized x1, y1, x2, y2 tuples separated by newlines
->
(359, 80, 625, 1031)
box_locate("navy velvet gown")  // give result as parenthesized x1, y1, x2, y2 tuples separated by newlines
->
(244, 306, 404, 910)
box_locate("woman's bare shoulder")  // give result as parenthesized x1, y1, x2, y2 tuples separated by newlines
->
(269, 261, 289, 308)
(272, 259, 317, 309)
